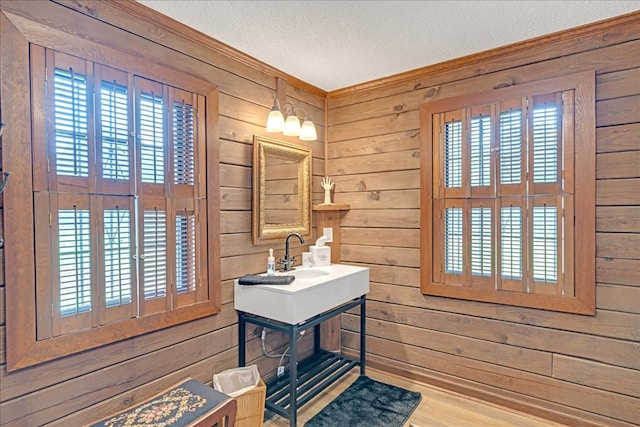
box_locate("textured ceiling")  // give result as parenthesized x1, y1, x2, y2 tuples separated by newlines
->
(137, 1, 639, 92)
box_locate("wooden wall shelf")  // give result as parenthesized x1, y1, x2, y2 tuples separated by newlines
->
(313, 204, 350, 211)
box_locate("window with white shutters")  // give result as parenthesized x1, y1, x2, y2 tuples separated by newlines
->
(421, 72, 595, 315)
(3, 15, 221, 371)
(25, 47, 216, 358)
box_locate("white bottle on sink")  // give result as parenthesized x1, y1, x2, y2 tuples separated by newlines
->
(310, 236, 331, 266)
(266, 248, 276, 275)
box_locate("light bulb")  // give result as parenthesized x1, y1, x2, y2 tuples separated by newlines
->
(266, 98, 285, 132)
(283, 114, 301, 136)
(266, 109, 285, 132)
(299, 118, 317, 141)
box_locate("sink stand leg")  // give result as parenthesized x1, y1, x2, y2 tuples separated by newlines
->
(289, 323, 298, 427)
(239, 311, 246, 367)
(360, 297, 366, 376)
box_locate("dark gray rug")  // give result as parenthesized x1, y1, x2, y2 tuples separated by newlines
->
(304, 376, 422, 427)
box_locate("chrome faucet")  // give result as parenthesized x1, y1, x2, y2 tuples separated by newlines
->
(280, 232, 304, 271)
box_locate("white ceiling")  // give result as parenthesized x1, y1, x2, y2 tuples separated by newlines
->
(137, 1, 640, 92)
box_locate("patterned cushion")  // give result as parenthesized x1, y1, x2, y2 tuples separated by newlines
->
(90, 378, 232, 427)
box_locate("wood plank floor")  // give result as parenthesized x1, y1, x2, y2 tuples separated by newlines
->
(264, 367, 568, 426)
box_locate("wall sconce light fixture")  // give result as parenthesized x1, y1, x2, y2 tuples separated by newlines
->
(266, 98, 317, 141)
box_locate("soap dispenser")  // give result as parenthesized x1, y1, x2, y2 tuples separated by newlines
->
(266, 248, 276, 275)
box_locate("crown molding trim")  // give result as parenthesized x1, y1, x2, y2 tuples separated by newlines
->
(52, 0, 327, 98)
(328, 10, 640, 98)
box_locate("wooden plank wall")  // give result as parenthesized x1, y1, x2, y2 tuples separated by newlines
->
(1, 1, 638, 426)
(330, 12, 640, 427)
(0, 1, 325, 425)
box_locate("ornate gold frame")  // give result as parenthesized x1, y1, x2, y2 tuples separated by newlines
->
(252, 135, 312, 244)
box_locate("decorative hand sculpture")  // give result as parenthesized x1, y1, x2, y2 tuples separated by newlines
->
(321, 176, 334, 205)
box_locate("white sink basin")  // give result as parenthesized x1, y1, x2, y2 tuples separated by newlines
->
(234, 264, 369, 324)
(279, 268, 330, 280)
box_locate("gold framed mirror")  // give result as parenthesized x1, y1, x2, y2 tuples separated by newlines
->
(252, 135, 312, 244)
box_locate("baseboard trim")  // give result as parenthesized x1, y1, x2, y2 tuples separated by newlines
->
(344, 350, 630, 427)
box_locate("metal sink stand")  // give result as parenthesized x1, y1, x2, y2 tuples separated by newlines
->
(238, 295, 366, 427)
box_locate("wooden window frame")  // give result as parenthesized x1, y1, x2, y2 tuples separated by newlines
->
(420, 71, 596, 315)
(1, 8, 221, 371)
